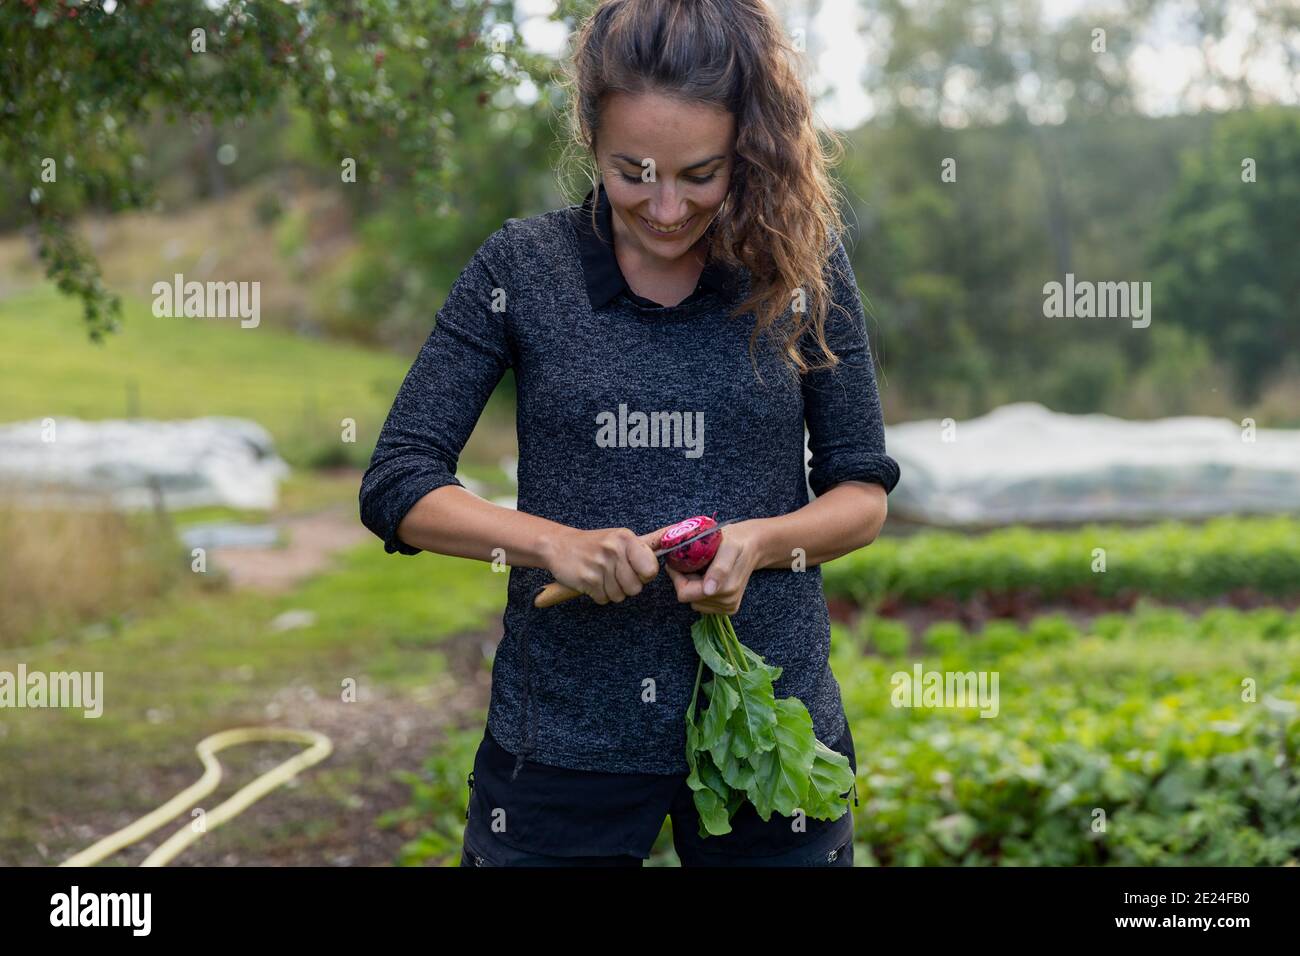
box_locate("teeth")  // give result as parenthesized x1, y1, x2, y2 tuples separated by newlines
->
(642, 215, 692, 234)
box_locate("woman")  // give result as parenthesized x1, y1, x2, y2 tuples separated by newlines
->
(359, 0, 900, 867)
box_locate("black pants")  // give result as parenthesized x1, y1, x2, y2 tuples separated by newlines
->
(459, 723, 857, 867)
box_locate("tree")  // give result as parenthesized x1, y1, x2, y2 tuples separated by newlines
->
(0, 0, 554, 340)
(1150, 107, 1300, 401)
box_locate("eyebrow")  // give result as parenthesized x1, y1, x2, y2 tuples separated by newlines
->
(612, 152, 726, 172)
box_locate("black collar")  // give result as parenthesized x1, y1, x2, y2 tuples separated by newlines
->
(570, 181, 738, 310)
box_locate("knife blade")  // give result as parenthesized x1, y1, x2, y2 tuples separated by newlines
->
(652, 519, 735, 558)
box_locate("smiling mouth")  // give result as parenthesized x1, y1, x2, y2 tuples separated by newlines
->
(640, 214, 695, 235)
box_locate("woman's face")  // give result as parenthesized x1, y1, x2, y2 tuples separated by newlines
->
(596, 91, 736, 265)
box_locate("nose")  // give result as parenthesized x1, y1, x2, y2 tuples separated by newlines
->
(646, 183, 690, 224)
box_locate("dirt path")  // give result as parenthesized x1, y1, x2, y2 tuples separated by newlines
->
(206, 506, 372, 592)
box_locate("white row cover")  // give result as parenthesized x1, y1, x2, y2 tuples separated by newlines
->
(870, 402, 1300, 526)
(0, 417, 290, 511)
(4, 404, 1294, 525)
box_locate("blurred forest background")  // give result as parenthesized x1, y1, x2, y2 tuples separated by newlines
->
(4, 0, 1298, 434)
(1, 0, 1297, 868)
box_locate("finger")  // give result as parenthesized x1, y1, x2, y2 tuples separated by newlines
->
(665, 563, 706, 602)
(584, 563, 610, 605)
(693, 601, 738, 615)
(603, 559, 626, 603)
(691, 587, 740, 613)
(626, 536, 661, 582)
(699, 542, 738, 597)
(664, 563, 689, 599)
(614, 555, 643, 598)
(637, 524, 671, 551)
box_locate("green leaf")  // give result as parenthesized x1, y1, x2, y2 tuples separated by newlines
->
(685, 741, 705, 793)
(698, 748, 732, 800)
(726, 663, 778, 759)
(691, 616, 737, 676)
(738, 641, 783, 683)
(725, 786, 745, 820)
(714, 736, 757, 791)
(745, 698, 815, 820)
(803, 740, 856, 819)
(685, 657, 705, 724)
(928, 813, 978, 857)
(684, 712, 702, 779)
(699, 675, 740, 752)
(693, 784, 733, 836)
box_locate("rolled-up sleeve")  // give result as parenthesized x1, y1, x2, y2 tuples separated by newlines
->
(358, 223, 515, 555)
(801, 233, 901, 498)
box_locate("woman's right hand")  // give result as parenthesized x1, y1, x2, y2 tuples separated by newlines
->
(545, 524, 676, 605)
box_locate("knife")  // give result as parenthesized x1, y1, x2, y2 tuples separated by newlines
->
(533, 519, 735, 608)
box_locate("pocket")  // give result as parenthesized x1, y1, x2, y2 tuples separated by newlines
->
(823, 835, 852, 866)
(460, 827, 496, 867)
(817, 807, 855, 866)
(462, 768, 496, 866)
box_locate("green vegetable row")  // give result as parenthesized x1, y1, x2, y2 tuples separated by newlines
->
(822, 514, 1300, 605)
(833, 604, 1300, 865)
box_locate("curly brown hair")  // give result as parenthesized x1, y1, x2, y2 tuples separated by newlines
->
(558, 0, 852, 379)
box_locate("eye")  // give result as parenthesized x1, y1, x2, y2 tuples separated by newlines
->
(613, 171, 717, 184)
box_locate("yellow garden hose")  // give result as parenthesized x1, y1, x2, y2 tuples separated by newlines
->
(61, 727, 333, 867)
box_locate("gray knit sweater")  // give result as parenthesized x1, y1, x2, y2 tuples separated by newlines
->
(358, 197, 900, 774)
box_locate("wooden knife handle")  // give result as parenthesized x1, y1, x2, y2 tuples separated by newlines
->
(534, 580, 582, 608)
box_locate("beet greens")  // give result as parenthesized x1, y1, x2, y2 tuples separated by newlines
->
(684, 613, 856, 837)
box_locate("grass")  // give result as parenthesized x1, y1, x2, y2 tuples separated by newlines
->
(0, 468, 382, 650)
(0, 538, 507, 865)
(0, 499, 182, 648)
(0, 287, 392, 446)
(0, 283, 518, 471)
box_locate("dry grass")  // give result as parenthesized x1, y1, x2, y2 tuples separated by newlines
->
(0, 489, 183, 648)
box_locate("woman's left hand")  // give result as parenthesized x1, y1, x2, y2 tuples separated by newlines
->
(663, 519, 767, 615)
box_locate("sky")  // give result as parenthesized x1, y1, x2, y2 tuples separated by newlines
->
(507, 0, 1298, 130)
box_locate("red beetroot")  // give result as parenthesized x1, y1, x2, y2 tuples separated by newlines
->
(659, 515, 721, 573)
